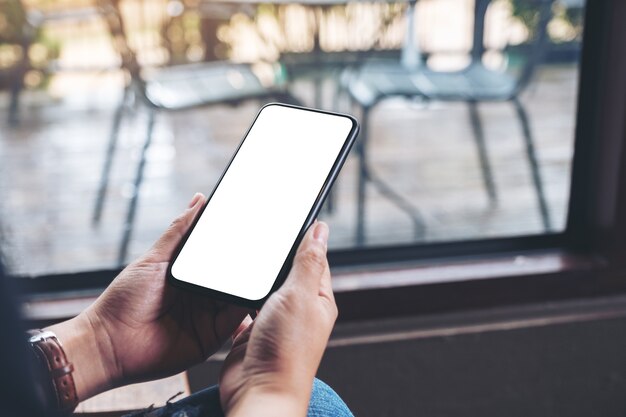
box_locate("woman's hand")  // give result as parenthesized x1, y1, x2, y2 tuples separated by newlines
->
(219, 221, 338, 417)
(48, 193, 251, 401)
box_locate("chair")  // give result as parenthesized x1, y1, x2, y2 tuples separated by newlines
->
(342, 0, 554, 245)
(93, 0, 301, 265)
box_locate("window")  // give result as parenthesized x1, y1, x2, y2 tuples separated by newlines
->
(5, 0, 626, 317)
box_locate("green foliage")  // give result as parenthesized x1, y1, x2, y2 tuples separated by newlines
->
(0, 0, 61, 90)
(0, 0, 31, 44)
(509, 0, 584, 42)
(510, 0, 541, 33)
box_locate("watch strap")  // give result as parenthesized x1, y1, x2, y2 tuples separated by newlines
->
(28, 330, 79, 415)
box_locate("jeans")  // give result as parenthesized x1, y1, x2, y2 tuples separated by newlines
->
(124, 378, 353, 417)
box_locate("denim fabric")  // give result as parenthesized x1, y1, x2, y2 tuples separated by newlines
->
(123, 378, 353, 417)
(307, 378, 353, 417)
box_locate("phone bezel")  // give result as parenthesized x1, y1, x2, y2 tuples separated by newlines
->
(167, 102, 359, 308)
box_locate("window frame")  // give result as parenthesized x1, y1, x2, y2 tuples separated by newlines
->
(12, 0, 626, 323)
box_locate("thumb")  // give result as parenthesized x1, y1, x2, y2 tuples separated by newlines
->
(284, 221, 330, 294)
(148, 193, 205, 261)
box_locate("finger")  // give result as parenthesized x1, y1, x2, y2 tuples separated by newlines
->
(318, 262, 335, 302)
(215, 304, 254, 343)
(231, 319, 254, 348)
(149, 193, 205, 260)
(283, 221, 329, 294)
(232, 315, 253, 341)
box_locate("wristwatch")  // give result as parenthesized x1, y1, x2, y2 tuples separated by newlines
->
(28, 329, 79, 415)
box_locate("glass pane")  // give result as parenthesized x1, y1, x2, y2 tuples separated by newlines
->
(0, 0, 585, 275)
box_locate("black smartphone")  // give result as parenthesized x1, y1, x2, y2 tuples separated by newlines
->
(168, 103, 359, 308)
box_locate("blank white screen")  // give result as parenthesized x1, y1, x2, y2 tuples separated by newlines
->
(171, 104, 354, 301)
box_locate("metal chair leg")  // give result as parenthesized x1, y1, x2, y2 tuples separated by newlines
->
(467, 101, 497, 206)
(336, 68, 356, 114)
(355, 105, 426, 245)
(118, 109, 156, 266)
(322, 70, 352, 216)
(331, 73, 344, 113)
(9, 86, 20, 126)
(93, 88, 128, 225)
(363, 164, 427, 241)
(513, 97, 552, 231)
(8, 65, 25, 126)
(322, 178, 337, 215)
(313, 74, 323, 109)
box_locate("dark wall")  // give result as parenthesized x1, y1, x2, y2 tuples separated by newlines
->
(189, 301, 626, 417)
(317, 317, 626, 417)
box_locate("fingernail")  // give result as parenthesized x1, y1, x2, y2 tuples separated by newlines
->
(313, 222, 329, 246)
(188, 193, 203, 208)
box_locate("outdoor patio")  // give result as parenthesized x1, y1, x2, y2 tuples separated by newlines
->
(0, 62, 577, 275)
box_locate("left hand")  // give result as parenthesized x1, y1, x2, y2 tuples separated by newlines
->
(219, 221, 337, 417)
(49, 193, 251, 401)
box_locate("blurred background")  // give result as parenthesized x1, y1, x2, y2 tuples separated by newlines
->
(0, 0, 584, 275)
(10, 2, 625, 416)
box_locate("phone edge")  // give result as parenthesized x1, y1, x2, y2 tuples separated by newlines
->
(167, 102, 360, 309)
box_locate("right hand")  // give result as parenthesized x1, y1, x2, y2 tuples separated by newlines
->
(219, 221, 338, 416)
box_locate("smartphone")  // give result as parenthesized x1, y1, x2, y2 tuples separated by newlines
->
(168, 103, 359, 308)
